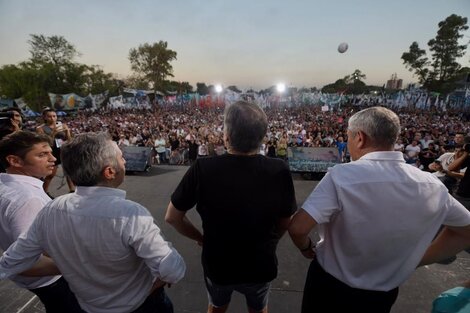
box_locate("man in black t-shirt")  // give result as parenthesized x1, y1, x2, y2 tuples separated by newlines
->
(166, 101, 297, 313)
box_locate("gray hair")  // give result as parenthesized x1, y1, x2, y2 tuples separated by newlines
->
(348, 106, 401, 148)
(61, 132, 119, 186)
(224, 101, 268, 153)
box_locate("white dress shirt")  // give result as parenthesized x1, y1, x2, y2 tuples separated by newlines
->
(0, 186, 185, 313)
(0, 173, 59, 289)
(302, 151, 470, 291)
(154, 138, 166, 153)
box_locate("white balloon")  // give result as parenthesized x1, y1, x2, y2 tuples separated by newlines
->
(338, 42, 348, 53)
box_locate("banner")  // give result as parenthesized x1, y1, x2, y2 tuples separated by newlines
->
(287, 147, 340, 173)
(49, 92, 109, 110)
(82, 91, 109, 110)
(48, 93, 85, 110)
(109, 95, 124, 109)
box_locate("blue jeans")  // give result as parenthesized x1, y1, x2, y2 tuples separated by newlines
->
(158, 152, 168, 164)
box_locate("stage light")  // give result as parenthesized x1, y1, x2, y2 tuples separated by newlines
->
(276, 83, 286, 93)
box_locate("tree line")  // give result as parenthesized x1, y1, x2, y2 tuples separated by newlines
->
(0, 14, 468, 111)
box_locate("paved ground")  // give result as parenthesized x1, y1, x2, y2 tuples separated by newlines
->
(0, 164, 468, 313)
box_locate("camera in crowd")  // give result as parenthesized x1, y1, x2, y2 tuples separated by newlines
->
(0, 111, 16, 140)
(0, 111, 15, 123)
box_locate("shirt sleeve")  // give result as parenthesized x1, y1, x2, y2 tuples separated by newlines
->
(442, 195, 470, 227)
(171, 162, 199, 211)
(125, 213, 186, 284)
(280, 166, 297, 217)
(302, 170, 341, 224)
(0, 213, 44, 280)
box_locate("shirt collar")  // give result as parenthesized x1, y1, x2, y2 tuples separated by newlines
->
(75, 186, 127, 198)
(359, 151, 405, 162)
(0, 173, 44, 189)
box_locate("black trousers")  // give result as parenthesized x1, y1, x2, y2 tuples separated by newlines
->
(131, 287, 173, 313)
(30, 277, 83, 313)
(302, 258, 399, 313)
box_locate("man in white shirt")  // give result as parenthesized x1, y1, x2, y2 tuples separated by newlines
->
(0, 131, 82, 312)
(404, 139, 421, 164)
(0, 132, 186, 313)
(154, 133, 168, 164)
(288, 107, 470, 313)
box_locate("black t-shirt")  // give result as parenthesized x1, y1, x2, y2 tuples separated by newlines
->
(171, 154, 297, 285)
(170, 138, 180, 150)
(457, 157, 470, 197)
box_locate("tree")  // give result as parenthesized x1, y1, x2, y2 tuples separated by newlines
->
(0, 62, 56, 110)
(401, 42, 429, 84)
(401, 14, 468, 92)
(124, 75, 150, 91)
(227, 85, 242, 93)
(29, 34, 80, 66)
(82, 65, 119, 95)
(350, 69, 366, 83)
(163, 81, 193, 94)
(0, 35, 117, 110)
(321, 69, 373, 94)
(196, 82, 209, 95)
(128, 41, 177, 93)
(180, 81, 193, 93)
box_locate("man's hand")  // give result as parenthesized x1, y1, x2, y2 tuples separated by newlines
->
(149, 278, 170, 295)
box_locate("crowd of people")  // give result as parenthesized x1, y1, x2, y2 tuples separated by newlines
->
(16, 102, 470, 169)
(0, 101, 469, 313)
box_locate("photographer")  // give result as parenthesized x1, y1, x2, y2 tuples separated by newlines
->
(0, 108, 23, 140)
(448, 137, 470, 210)
(0, 108, 24, 172)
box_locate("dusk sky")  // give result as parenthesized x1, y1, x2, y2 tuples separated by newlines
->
(0, 0, 469, 91)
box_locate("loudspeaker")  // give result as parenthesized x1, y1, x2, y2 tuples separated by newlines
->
(122, 146, 152, 172)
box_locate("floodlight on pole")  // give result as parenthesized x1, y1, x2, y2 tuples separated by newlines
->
(215, 84, 223, 93)
(276, 83, 286, 93)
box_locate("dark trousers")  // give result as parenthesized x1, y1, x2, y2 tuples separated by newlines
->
(30, 277, 83, 313)
(132, 287, 173, 313)
(302, 259, 399, 313)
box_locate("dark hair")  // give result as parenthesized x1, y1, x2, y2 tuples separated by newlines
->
(42, 108, 55, 116)
(224, 101, 268, 153)
(0, 131, 52, 169)
(2, 107, 22, 116)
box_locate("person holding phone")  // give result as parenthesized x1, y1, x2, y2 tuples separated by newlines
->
(36, 108, 75, 196)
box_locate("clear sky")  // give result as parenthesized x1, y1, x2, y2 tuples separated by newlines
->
(0, 0, 469, 91)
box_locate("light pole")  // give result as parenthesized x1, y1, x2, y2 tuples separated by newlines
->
(276, 83, 286, 108)
(215, 84, 223, 108)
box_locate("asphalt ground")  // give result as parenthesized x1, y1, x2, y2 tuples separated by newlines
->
(0, 164, 468, 313)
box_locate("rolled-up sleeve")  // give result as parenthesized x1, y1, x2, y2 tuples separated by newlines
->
(0, 216, 43, 279)
(126, 214, 186, 284)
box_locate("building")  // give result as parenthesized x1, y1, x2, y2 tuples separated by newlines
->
(386, 73, 403, 90)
